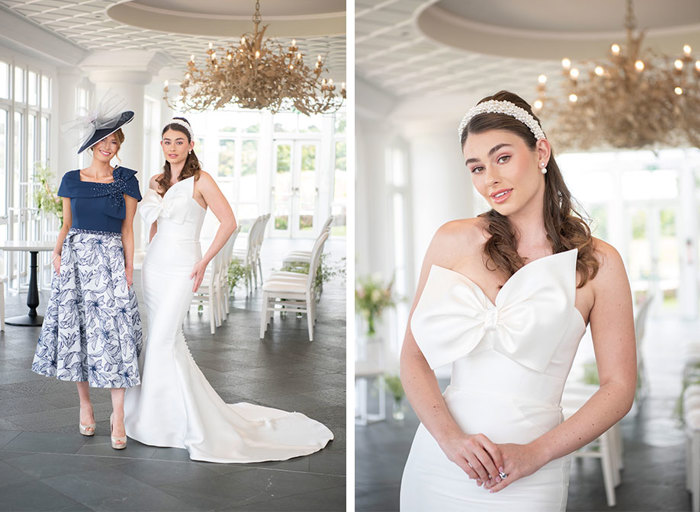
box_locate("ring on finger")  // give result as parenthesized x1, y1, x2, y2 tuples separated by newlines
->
(499, 471, 508, 479)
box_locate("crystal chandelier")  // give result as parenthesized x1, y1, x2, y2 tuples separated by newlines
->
(164, 0, 345, 115)
(533, 0, 700, 151)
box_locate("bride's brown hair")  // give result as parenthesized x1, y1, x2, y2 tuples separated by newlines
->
(157, 117, 202, 196)
(460, 90, 598, 287)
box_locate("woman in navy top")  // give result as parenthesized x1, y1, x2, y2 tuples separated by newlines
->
(32, 107, 142, 450)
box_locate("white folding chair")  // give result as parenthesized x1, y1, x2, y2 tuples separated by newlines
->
(282, 215, 333, 266)
(260, 230, 329, 342)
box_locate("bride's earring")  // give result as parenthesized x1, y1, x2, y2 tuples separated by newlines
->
(540, 162, 547, 174)
(188, 150, 192, 155)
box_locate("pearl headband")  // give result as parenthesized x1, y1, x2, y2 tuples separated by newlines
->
(458, 100, 546, 142)
(167, 118, 194, 140)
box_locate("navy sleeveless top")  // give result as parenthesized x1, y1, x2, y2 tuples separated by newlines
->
(58, 166, 142, 233)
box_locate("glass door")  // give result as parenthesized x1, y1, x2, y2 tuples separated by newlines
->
(626, 203, 680, 312)
(272, 140, 319, 238)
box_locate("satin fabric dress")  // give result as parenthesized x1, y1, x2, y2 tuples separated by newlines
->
(400, 249, 586, 511)
(124, 177, 333, 463)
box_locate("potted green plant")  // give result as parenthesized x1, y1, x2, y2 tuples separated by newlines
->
(384, 374, 406, 421)
(33, 165, 63, 224)
(355, 273, 395, 336)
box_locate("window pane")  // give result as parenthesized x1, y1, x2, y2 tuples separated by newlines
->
(41, 75, 51, 109)
(40, 116, 49, 166)
(273, 113, 296, 133)
(0, 62, 8, 99)
(332, 140, 346, 236)
(28, 113, 37, 176)
(13, 112, 23, 211)
(334, 111, 346, 134)
(218, 139, 234, 177)
(273, 144, 291, 231)
(240, 112, 260, 133)
(28, 71, 38, 106)
(14, 67, 24, 103)
(240, 140, 257, 207)
(299, 115, 321, 133)
(299, 144, 317, 232)
(0, 110, 7, 213)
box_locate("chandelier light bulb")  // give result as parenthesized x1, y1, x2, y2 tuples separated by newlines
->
(163, 80, 168, 88)
(594, 66, 605, 76)
(227, 54, 232, 61)
(211, 52, 216, 61)
(255, 50, 261, 59)
(185, 72, 190, 80)
(569, 68, 580, 79)
(684, 44, 692, 56)
(289, 64, 294, 70)
(561, 58, 571, 69)
(209, 42, 213, 49)
(611, 44, 621, 56)
(538, 74, 547, 84)
(189, 54, 195, 63)
(533, 99, 544, 110)
(241, 36, 246, 45)
(292, 39, 296, 47)
(675, 59, 684, 70)
(695, 60, 700, 72)
(635, 60, 645, 72)
(675, 86, 683, 95)
(568, 93, 578, 103)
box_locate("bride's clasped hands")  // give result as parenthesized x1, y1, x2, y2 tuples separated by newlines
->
(439, 431, 545, 492)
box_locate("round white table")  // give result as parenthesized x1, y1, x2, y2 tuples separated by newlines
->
(0, 241, 55, 326)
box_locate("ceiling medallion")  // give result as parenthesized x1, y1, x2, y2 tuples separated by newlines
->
(534, 0, 700, 151)
(164, 0, 345, 115)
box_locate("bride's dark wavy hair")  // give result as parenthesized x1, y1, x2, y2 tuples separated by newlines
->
(460, 90, 598, 287)
(157, 116, 202, 196)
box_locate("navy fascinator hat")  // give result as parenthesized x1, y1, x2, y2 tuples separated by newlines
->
(78, 110, 134, 154)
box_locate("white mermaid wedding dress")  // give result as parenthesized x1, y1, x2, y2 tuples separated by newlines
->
(400, 249, 586, 511)
(124, 177, 333, 462)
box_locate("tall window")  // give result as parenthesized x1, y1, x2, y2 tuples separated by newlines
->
(0, 57, 54, 284)
(185, 107, 345, 239)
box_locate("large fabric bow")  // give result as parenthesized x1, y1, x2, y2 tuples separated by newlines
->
(411, 249, 578, 373)
(139, 189, 189, 225)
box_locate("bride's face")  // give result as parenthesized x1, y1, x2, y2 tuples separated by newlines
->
(463, 129, 546, 217)
(161, 129, 193, 165)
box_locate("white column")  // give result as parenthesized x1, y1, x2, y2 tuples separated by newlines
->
(56, 68, 81, 178)
(405, 123, 473, 279)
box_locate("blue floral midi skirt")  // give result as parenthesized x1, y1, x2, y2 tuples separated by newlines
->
(32, 228, 142, 388)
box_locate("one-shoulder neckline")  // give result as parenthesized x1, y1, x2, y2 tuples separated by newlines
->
(430, 248, 586, 327)
(154, 176, 206, 212)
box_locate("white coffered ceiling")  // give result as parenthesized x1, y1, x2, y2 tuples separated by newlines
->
(357, 0, 700, 103)
(0, 0, 346, 80)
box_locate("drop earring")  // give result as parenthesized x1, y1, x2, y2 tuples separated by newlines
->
(540, 162, 547, 174)
(188, 150, 192, 155)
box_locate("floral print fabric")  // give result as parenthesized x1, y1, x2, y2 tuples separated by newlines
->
(32, 228, 142, 388)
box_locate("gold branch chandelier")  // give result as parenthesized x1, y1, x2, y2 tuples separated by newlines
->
(164, 0, 345, 115)
(533, 0, 700, 151)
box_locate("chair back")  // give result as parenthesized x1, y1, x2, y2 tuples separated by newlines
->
(307, 230, 330, 288)
(634, 296, 653, 348)
(320, 215, 334, 234)
(244, 216, 263, 263)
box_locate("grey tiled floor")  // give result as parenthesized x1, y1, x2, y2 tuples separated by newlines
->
(0, 238, 346, 512)
(356, 316, 694, 512)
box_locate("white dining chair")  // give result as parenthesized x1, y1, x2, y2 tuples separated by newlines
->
(282, 215, 333, 266)
(219, 226, 240, 318)
(259, 230, 329, 342)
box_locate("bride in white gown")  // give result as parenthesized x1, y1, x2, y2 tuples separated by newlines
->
(124, 117, 333, 462)
(399, 92, 636, 510)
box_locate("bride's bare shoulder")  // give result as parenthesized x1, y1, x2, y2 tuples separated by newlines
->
(426, 218, 487, 266)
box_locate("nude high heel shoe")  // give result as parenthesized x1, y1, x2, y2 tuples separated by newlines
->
(79, 422, 96, 436)
(109, 413, 127, 450)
